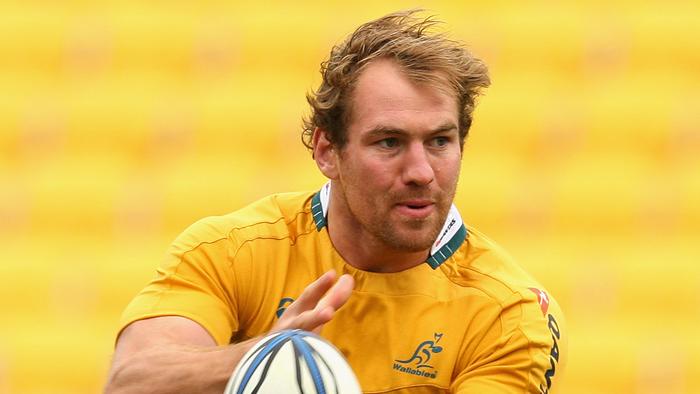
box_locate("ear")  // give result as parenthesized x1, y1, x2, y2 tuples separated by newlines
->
(312, 128, 339, 179)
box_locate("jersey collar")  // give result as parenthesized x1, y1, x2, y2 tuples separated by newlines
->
(310, 181, 467, 269)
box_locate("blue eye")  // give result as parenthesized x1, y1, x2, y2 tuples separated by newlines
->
(378, 138, 399, 148)
(432, 136, 450, 147)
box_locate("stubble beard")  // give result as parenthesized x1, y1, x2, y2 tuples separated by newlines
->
(374, 196, 451, 252)
(341, 184, 455, 254)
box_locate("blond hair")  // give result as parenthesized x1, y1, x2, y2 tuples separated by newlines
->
(302, 9, 491, 150)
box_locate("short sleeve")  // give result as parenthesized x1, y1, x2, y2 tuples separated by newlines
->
(118, 219, 240, 346)
(451, 291, 567, 394)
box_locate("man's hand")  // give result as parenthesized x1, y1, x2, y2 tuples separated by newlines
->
(273, 270, 354, 333)
(105, 271, 354, 394)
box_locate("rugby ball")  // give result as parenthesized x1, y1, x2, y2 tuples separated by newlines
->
(224, 329, 362, 394)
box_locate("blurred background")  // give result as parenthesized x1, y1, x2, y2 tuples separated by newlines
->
(1, 1, 698, 393)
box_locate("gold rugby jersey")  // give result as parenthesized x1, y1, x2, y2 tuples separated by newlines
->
(120, 183, 567, 393)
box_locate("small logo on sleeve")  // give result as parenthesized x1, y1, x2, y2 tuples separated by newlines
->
(529, 288, 550, 316)
(392, 333, 443, 379)
(276, 297, 295, 318)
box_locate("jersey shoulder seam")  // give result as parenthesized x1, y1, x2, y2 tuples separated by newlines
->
(442, 263, 521, 309)
(174, 201, 313, 259)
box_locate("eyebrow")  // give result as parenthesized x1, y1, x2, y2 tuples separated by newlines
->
(364, 122, 458, 138)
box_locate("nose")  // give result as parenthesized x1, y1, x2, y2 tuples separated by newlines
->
(401, 142, 435, 186)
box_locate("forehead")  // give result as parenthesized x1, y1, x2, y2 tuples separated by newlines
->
(347, 58, 459, 134)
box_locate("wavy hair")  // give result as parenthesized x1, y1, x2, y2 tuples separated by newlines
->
(302, 9, 491, 151)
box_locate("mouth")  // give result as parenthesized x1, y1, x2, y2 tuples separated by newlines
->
(395, 200, 435, 219)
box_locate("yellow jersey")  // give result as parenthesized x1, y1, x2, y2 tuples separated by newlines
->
(120, 184, 566, 393)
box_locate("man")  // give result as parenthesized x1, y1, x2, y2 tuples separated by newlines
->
(106, 10, 566, 394)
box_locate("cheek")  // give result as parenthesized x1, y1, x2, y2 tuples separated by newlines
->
(339, 157, 385, 195)
(436, 157, 461, 184)
(351, 157, 393, 184)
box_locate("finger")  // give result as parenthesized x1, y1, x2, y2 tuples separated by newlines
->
(273, 303, 334, 333)
(316, 274, 354, 313)
(284, 270, 336, 314)
(304, 275, 353, 331)
(274, 273, 353, 334)
(291, 306, 335, 333)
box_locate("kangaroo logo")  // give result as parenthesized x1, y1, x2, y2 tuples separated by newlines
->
(395, 333, 443, 369)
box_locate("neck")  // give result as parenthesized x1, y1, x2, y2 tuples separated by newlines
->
(329, 226, 429, 273)
(325, 191, 430, 273)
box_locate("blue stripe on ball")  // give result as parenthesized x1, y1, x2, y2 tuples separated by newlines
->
(237, 330, 297, 393)
(291, 335, 326, 394)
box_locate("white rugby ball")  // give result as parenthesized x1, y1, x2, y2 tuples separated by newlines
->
(224, 329, 362, 394)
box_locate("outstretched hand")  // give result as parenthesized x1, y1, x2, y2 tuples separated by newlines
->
(272, 270, 354, 334)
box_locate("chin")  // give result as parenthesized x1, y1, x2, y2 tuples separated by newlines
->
(383, 229, 438, 253)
